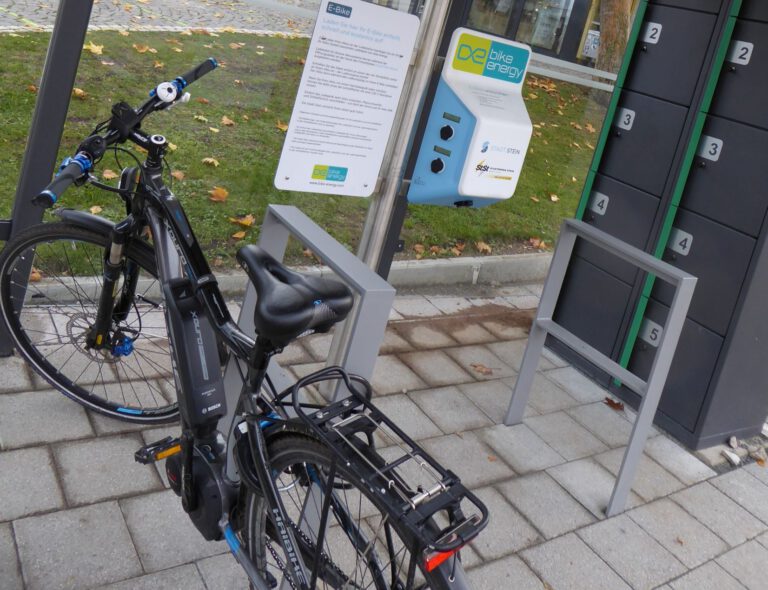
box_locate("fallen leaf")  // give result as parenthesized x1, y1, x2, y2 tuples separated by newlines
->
(228, 42, 241, 49)
(132, 43, 150, 53)
(171, 170, 185, 181)
(101, 169, 118, 180)
(475, 241, 492, 254)
(27, 84, 37, 93)
(603, 397, 625, 411)
(529, 237, 542, 249)
(119, 31, 130, 36)
(530, 196, 540, 203)
(194, 114, 209, 123)
(202, 157, 220, 167)
(550, 194, 560, 202)
(83, 40, 104, 55)
(167, 142, 177, 151)
(298, 57, 306, 65)
(242, 114, 250, 121)
(450, 247, 462, 257)
(302, 248, 314, 258)
(429, 245, 442, 255)
(231, 231, 246, 240)
(172, 47, 183, 53)
(89, 205, 103, 214)
(208, 186, 229, 202)
(221, 116, 235, 127)
(572, 142, 582, 149)
(454, 241, 466, 252)
(586, 142, 595, 150)
(527, 93, 538, 100)
(413, 244, 425, 255)
(209, 127, 220, 133)
(100, 60, 115, 66)
(572, 176, 578, 182)
(196, 97, 210, 104)
(72, 88, 87, 99)
(275, 120, 289, 132)
(570, 121, 583, 130)
(29, 267, 42, 282)
(153, 60, 164, 69)
(675, 537, 685, 546)
(228, 214, 256, 227)
(470, 363, 494, 376)
(586, 123, 597, 134)
(557, 109, 564, 116)
(487, 455, 498, 462)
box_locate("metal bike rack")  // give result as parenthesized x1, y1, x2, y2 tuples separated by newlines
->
(222, 204, 396, 398)
(504, 219, 697, 516)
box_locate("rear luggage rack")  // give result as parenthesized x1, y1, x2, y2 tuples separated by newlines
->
(281, 366, 489, 554)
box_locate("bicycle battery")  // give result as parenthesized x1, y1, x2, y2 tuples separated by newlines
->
(163, 278, 226, 427)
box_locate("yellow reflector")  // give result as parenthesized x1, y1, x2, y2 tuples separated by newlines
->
(155, 445, 182, 460)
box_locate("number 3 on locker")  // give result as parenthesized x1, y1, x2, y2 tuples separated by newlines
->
(697, 135, 723, 162)
(616, 108, 636, 131)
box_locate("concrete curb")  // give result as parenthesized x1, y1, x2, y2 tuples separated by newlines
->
(214, 252, 552, 297)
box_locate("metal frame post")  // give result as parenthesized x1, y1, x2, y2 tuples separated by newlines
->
(504, 219, 697, 516)
(0, 0, 94, 354)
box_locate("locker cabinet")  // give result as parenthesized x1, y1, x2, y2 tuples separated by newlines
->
(625, 5, 716, 105)
(600, 91, 687, 196)
(740, 0, 768, 23)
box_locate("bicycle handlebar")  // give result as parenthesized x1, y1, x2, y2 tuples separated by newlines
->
(33, 58, 219, 208)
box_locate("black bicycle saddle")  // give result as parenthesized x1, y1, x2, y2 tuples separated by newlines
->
(236, 245, 353, 347)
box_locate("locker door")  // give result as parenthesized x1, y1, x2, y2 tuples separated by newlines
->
(627, 298, 723, 432)
(578, 175, 660, 284)
(652, 209, 755, 336)
(600, 91, 687, 196)
(626, 5, 716, 105)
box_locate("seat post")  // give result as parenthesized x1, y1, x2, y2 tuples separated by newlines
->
(247, 336, 278, 397)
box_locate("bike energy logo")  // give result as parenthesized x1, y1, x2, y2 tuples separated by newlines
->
(311, 165, 348, 182)
(452, 32, 529, 84)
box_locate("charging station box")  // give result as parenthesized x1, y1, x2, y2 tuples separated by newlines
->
(408, 28, 532, 208)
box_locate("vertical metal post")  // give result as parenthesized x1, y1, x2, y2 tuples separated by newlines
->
(0, 0, 94, 354)
(606, 275, 697, 516)
(326, 0, 452, 369)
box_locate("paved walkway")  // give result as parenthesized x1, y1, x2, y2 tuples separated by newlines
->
(0, 0, 321, 34)
(2, 283, 768, 589)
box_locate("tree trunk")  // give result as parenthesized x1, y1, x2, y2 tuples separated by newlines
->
(597, 0, 632, 74)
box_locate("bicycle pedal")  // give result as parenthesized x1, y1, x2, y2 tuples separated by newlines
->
(134, 436, 182, 464)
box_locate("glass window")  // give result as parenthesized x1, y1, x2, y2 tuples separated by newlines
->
(467, 0, 521, 37)
(517, 0, 575, 53)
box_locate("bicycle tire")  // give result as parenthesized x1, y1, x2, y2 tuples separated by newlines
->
(0, 221, 179, 423)
(242, 433, 466, 590)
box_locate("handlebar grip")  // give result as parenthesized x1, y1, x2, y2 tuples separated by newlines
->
(177, 57, 218, 88)
(32, 157, 90, 208)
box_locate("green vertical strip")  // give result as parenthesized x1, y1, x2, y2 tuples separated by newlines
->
(617, 6, 742, 372)
(573, 1, 649, 219)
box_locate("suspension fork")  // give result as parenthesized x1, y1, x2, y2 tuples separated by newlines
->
(86, 215, 137, 349)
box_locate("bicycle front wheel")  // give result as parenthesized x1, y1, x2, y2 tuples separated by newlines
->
(0, 221, 179, 423)
(242, 434, 463, 590)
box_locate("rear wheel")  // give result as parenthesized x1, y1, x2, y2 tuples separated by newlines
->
(242, 434, 462, 589)
(0, 222, 179, 423)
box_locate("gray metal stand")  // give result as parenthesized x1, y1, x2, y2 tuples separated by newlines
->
(504, 219, 697, 516)
(0, 0, 94, 355)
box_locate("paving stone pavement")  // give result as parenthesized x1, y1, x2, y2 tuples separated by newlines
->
(0, 0, 321, 34)
(2, 283, 768, 589)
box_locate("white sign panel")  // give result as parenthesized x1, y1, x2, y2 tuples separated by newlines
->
(274, 0, 419, 197)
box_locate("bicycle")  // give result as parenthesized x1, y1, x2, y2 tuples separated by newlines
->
(0, 59, 488, 589)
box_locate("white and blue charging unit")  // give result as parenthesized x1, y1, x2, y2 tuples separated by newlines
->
(408, 28, 533, 208)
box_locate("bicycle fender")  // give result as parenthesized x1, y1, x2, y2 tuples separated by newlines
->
(54, 208, 115, 234)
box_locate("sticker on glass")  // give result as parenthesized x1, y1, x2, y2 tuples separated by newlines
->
(642, 22, 662, 44)
(668, 228, 693, 257)
(697, 135, 723, 162)
(588, 192, 610, 216)
(616, 108, 636, 131)
(639, 318, 663, 348)
(728, 40, 754, 65)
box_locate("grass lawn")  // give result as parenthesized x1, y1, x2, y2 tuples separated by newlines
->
(0, 30, 607, 266)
